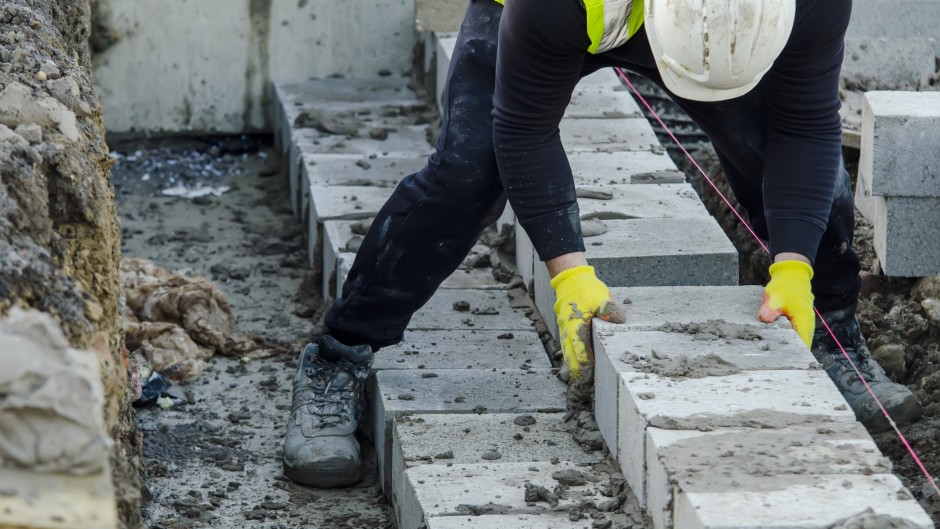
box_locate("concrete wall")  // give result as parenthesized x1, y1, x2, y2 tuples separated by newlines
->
(92, 0, 416, 134)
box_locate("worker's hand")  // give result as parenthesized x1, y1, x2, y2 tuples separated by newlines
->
(551, 265, 626, 379)
(758, 260, 815, 347)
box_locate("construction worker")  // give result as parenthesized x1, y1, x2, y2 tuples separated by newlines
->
(282, 0, 923, 487)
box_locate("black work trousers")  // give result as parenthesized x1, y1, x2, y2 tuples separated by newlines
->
(324, 0, 861, 350)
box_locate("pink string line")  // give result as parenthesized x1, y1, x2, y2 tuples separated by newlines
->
(612, 66, 940, 497)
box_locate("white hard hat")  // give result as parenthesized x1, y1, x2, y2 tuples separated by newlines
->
(645, 0, 796, 102)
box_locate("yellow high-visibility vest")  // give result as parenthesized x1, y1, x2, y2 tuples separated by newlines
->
(493, 0, 645, 54)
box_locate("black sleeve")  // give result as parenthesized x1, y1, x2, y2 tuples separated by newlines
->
(761, 0, 852, 262)
(492, 0, 591, 261)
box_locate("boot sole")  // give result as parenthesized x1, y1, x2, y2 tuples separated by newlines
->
(283, 459, 365, 488)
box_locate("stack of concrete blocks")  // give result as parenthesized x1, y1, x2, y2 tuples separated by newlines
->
(854, 91, 940, 277)
(847, 0, 940, 56)
(592, 287, 933, 528)
(272, 29, 933, 529)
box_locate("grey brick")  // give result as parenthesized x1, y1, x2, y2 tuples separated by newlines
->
(843, 37, 937, 88)
(565, 87, 642, 119)
(373, 330, 550, 371)
(410, 289, 535, 331)
(859, 91, 940, 197)
(561, 117, 658, 153)
(856, 184, 940, 277)
(576, 183, 709, 220)
(568, 150, 682, 186)
(847, 0, 940, 55)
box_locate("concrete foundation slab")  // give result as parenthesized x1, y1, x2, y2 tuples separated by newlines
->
(427, 514, 594, 529)
(409, 289, 534, 331)
(675, 474, 932, 528)
(618, 369, 858, 507)
(373, 330, 549, 371)
(646, 423, 891, 529)
(593, 328, 813, 460)
(568, 151, 682, 186)
(595, 286, 789, 335)
(399, 461, 610, 529)
(370, 369, 567, 493)
(561, 118, 658, 153)
(855, 182, 940, 277)
(859, 91, 940, 197)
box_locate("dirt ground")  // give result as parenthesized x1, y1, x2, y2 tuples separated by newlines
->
(111, 137, 391, 528)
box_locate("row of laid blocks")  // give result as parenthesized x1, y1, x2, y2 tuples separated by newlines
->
(592, 285, 933, 529)
(855, 91, 940, 277)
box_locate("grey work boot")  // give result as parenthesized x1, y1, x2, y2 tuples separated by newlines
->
(283, 335, 373, 487)
(812, 305, 922, 432)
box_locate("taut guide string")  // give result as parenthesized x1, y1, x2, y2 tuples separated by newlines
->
(612, 66, 940, 497)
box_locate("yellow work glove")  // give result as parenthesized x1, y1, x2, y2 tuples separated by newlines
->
(551, 265, 626, 379)
(758, 260, 815, 347)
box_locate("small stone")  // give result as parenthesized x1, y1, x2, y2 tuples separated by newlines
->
(14, 123, 41, 143)
(497, 332, 514, 339)
(434, 451, 454, 460)
(397, 393, 414, 401)
(552, 469, 586, 486)
(452, 300, 470, 312)
(40, 61, 60, 79)
(513, 415, 536, 426)
(481, 450, 501, 460)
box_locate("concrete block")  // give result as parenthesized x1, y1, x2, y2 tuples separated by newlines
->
(437, 268, 511, 290)
(515, 221, 535, 289)
(575, 183, 710, 220)
(294, 125, 434, 158)
(646, 423, 891, 529)
(310, 185, 392, 226)
(576, 68, 624, 91)
(593, 328, 813, 460)
(391, 413, 602, 523)
(576, 218, 738, 287)
(322, 220, 359, 299)
(532, 262, 557, 340)
(304, 156, 425, 188)
(427, 514, 593, 529)
(561, 118, 658, 153)
(373, 330, 550, 371)
(409, 289, 535, 331)
(847, 0, 940, 56)
(398, 461, 610, 529)
(675, 474, 932, 528)
(617, 369, 858, 507)
(334, 253, 354, 299)
(435, 33, 458, 113)
(855, 182, 940, 277)
(565, 88, 642, 119)
(370, 369, 567, 493)
(595, 286, 790, 335)
(567, 151, 682, 186)
(859, 91, 940, 197)
(843, 37, 937, 88)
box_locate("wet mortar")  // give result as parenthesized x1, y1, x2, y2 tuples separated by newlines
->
(111, 136, 391, 528)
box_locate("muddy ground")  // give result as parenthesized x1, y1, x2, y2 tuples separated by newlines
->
(628, 78, 940, 523)
(111, 136, 391, 528)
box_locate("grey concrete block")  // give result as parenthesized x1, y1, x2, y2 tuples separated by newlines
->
(576, 68, 623, 91)
(515, 221, 535, 289)
(575, 183, 709, 220)
(595, 286, 791, 335)
(305, 156, 425, 188)
(565, 88, 642, 119)
(646, 423, 892, 529)
(675, 474, 932, 529)
(568, 150, 682, 186)
(409, 289, 535, 331)
(427, 514, 592, 529)
(618, 369, 858, 507)
(579, 218, 738, 287)
(398, 461, 610, 529)
(847, 0, 940, 55)
(391, 413, 602, 524)
(322, 220, 358, 300)
(561, 118, 658, 153)
(859, 91, 940, 197)
(593, 328, 813, 460)
(855, 182, 940, 277)
(310, 185, 392, 226)
(843, 37, 937, 88)
(295, 125, 434, 158)
(373, 330, 550, 371)
(532, 262, 557, 340)
(370, 369, 567, 493)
